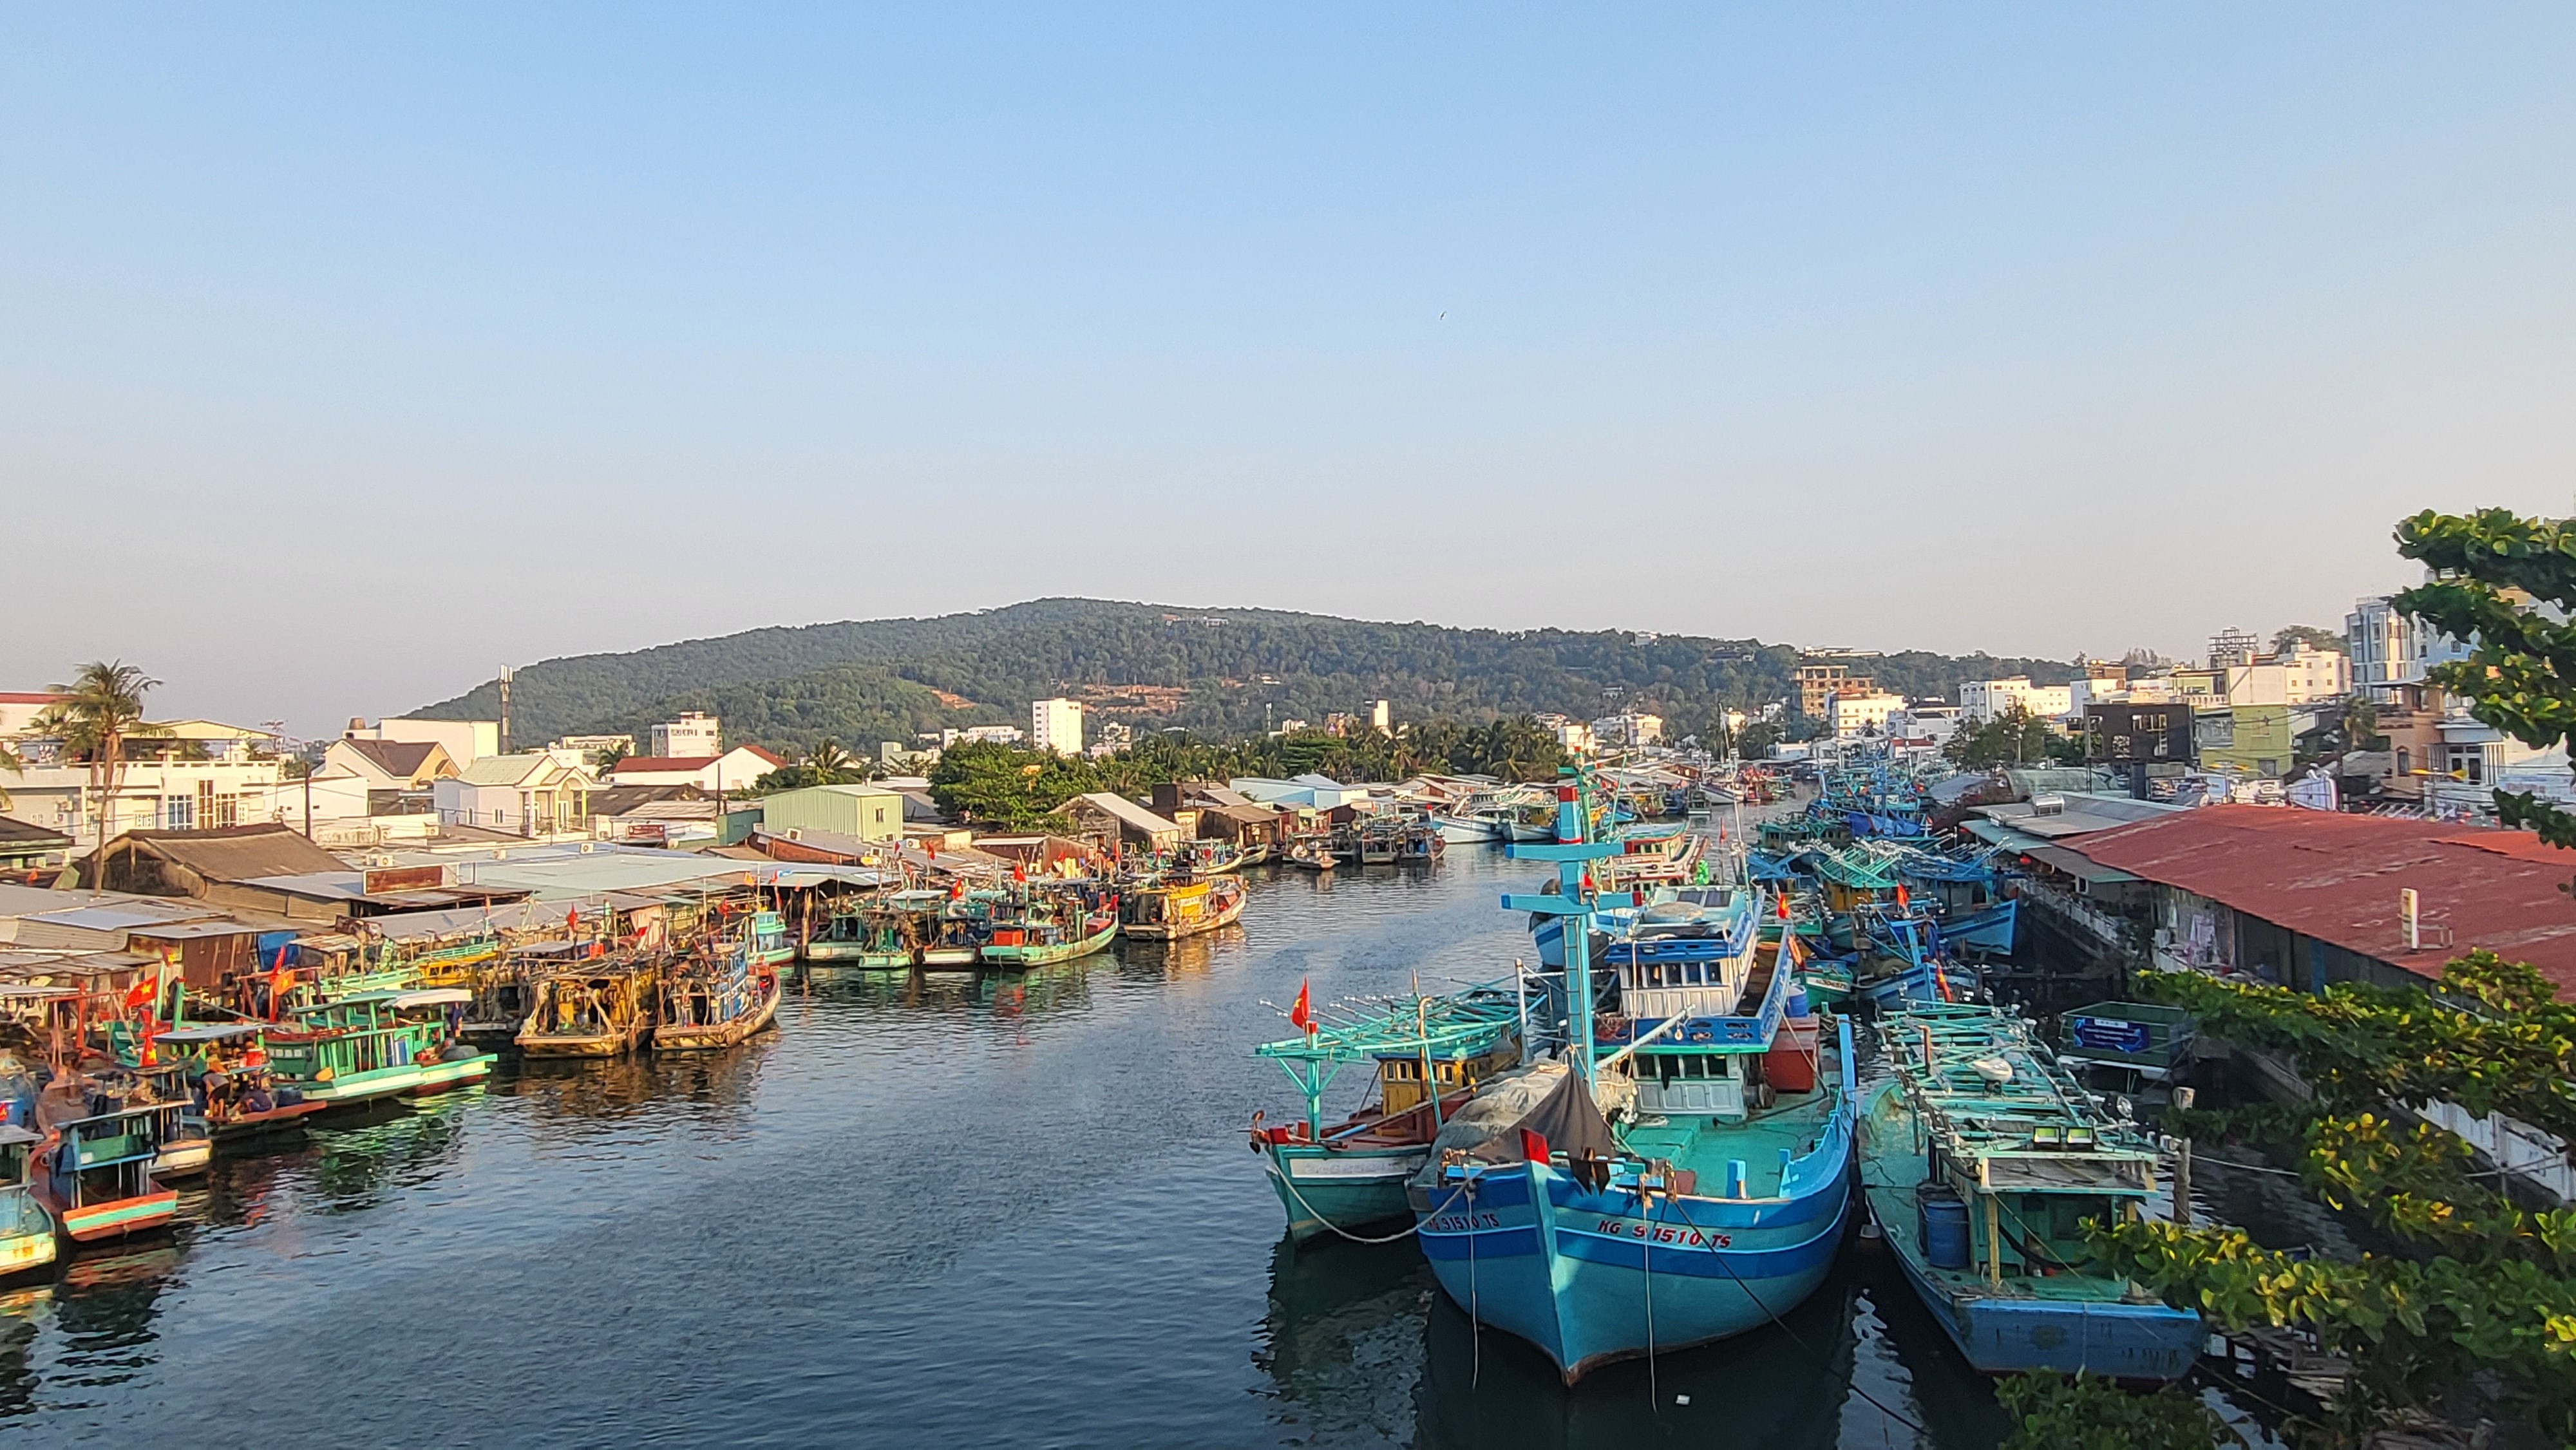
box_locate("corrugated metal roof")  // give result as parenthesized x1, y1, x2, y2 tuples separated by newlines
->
(2069, 805, 2576, 990)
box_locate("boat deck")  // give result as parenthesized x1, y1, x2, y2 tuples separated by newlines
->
(1618, 1091, 1837, 1197)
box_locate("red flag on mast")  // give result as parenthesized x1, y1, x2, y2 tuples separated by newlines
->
(1289, 979, 1314, 1035)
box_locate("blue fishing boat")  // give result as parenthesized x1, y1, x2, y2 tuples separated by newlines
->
(1410, 774, 1857, 1384)
(1860, 1001, 2201, 1379)
(1250, 985, 1523, 1240)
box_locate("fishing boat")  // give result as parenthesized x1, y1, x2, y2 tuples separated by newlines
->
(1121, 875, 1247, 941)
(652, 954, 781, 1052)
(1250, 985, 1522, 1240)
(920, 892, 994, 970)
(805, 892, 944, 968)
(741, 909, 796, 969)
(518, 965, 659, 1057)
(30, 1100, 182, 1243)
(979, 889, 1119, 968)
(269, 988, 496, 1103)
(150, 1023, 329, 1144)
(1408, 773, 1857, 1385)
(1397, 820, 1446, 865)
(1284, 838, 1337, 872)
(1859, 1001, 2201, 1379)
(0, 1126, 56, 1278)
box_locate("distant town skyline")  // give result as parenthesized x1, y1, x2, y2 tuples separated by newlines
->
(6, 6, 2571, 731)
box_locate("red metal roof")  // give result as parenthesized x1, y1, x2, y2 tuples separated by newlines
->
(2070, 805, 2576, 992)
(613, 756, 719, 772)
(0, 692, 66, 704)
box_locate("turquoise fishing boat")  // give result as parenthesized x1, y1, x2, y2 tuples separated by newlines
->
(978, 888, 1119, 968)
(1860, 1001, 2201, 1379)
(267, 988, 495, 1105)
(1250, 986, 1522, 1240)
(1410, 773, 1856, 1385)
(30, 1100, 182, 1243)
(0, 1125, 57, 1278)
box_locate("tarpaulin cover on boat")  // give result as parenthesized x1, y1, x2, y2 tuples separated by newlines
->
(1410, 1059, 1618, 1178)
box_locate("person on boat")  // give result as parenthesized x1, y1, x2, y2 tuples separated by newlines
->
(240, 1077, 275, 1116)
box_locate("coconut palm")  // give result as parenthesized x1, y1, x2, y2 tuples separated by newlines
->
(35, 661, 170, 848)
(806, 739, 857, 784)
(0, 743, 20, 811)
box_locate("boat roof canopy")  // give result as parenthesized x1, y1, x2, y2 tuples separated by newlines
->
(154, 1023, 269, 1044)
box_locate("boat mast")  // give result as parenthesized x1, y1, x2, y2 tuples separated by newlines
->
(1501, 767, 1628, 1093)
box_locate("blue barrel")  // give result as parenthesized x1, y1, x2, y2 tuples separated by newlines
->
(1785, 981, 1811, 1019)
(1919, 1189, 1971, 1270)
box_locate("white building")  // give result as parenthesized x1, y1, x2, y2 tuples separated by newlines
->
(1369, 699, 1392, 733)
(0, 692, 66, 739)
(2346, 594, 2472, 701)
(1828, 691, 1906, 738)
(432, 752, 600, 836)
(649, 712, 722, 758)
(607, 745, 783, 793)
(1032, 698, 1084, 757)
(943, 724, 1027, 747)
(1591, 712, 1663, 748)
(1958, 678, 2072, 724)
(2274, 642, 2352, 704)
(346, 717, 501, 767)
(2, 755, 295, 846)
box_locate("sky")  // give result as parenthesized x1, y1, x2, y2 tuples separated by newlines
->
(5, 5, 2573, 734)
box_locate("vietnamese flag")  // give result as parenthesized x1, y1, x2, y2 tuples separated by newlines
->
(1775, 892, 1791, 921)
(121, 975, 155, 1013)
(1895, 883, 1910, 911)
(1289, 979, 1314, 1035)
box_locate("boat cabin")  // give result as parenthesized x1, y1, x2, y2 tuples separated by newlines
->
(1371, 1032, 1520, 1117)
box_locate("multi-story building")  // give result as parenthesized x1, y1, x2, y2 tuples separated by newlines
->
(2273, 642, 2351, 704)
(1794, 660, 1877, 719)
(2207, 628, 2263, 668)
(1827, 691, 1905, 738)
(1031, 698, 1084, 757)
(1958, 677, 2072, 724)
(2346, 594, 2474, 701)
(650, 712, 723, 758)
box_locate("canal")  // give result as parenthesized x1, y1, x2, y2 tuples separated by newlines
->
(1, 851, 2287, 1446)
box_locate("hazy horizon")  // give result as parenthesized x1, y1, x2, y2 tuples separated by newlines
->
(7, 6, 2571, 733)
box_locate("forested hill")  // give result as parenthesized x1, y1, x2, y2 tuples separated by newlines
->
(408, 598, 2076, 755)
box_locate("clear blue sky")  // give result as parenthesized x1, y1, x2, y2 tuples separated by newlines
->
(6, 5, 2573, 732)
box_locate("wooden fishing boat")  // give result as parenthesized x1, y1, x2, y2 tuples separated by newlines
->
(978, 892, 1119, 968)
(1283, 838, 1336, 872)
(806, 890, 947, 968)
(920, 894, 994, 970)
(741, 909, 796, 969)
(30, 1100, 181, 1243)
(269, 988, 497, 1104)
(1860, 1001, 2201, 1380)
(0, 1126, 57, 1279)
(1252, 986, 1521, 1239)
(1120, 875, 1247, 941)
(652, 957, 781, 1052)
(518, 965, 658, 1057)
(150, 1022, 329, 1144)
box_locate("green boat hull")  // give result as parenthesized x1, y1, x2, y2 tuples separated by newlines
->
(979, 921, 1118, 969)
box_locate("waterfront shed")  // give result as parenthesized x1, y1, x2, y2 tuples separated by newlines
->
(757, 784, 905, 844)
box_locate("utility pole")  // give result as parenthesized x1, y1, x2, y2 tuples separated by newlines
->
(2170, 1085, 2195, 1227)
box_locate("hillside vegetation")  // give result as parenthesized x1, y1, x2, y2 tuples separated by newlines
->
(410, 598, 2074, 755)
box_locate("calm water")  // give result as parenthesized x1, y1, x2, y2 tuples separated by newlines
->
(0, 853, 2277, 1447)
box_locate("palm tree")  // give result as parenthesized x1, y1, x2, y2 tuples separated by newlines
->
(35, 661, 169, 849)
(0, 743, 21, 812)
(806, 739, 857, 784)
